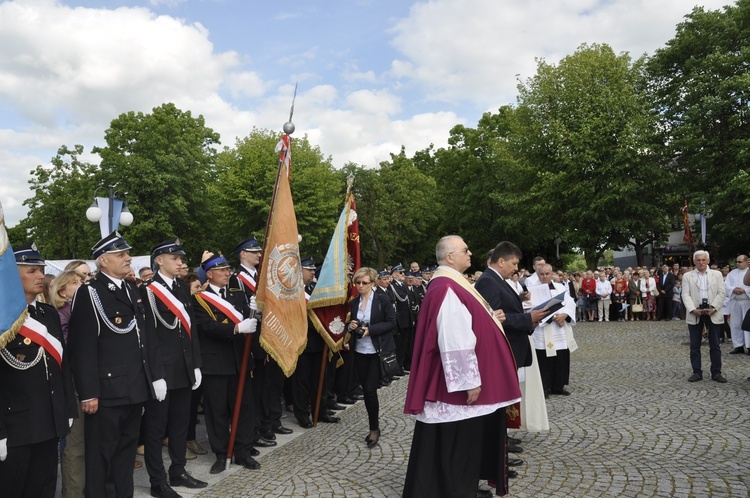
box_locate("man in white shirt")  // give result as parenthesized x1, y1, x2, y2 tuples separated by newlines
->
(724, 255, 750, 354)
(523, 256, 546, 288)
(595, 272, 612, 321)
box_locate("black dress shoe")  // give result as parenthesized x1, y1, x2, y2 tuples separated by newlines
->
(249, 447, 260, 456)
(508, 470, 518, 478)
(210, 459, 226, 475)
(551, 389, 571, 396)
(508, 436, 521, 446)
(508, 444, 523, 454)
(170, 472, 207, 489)
(729, 347, 744, 354)
(338, 396, 357, 405)
(253, 437, 277, 447)
(273, 425, 293, 435)
(476, 489, 493, 498)
(366, 429, 380, 448)
(260, 431, 276, 441)
(508, 458, 524, 467)
(687, 373, 703, 382)
(712, 374, 727, 383)
(328, 402, 346, 411)
(298, 418, 313, 428)
(351, 393, 365, 400)
(319, 414, 340, 423)
(150, 483, 181, 498)
(235, 455, 261, 470)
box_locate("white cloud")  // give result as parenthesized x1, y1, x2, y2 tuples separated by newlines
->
(345, 89, 401, 115)
(388, 0, 730, 107)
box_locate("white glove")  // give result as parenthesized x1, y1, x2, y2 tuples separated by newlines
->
(153, 379, 167, 402)
(236, 318, 257, 334)
(249, 296, 258, 311)
(0, 438, 6, 461)
(69, 418, 74, 428)
(192, 368, 202, 390)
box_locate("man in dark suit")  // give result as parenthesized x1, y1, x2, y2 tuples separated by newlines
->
(475, 242, 549, 370)
(68, 231, 166, 498)
(656, 264, 677, 320)
(193, 254, 259, 474)
(474, 241, 548, 472)
(0, 242, 76, 498)
(141, 239, 206, 497)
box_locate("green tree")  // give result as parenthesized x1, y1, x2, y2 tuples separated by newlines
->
(343, 149, 437, 269)
(18, 145, 101, 258)
(513, 43, 674, 269)
(647, 0, 750, 257)
(215, 129, 343, 262)
(92, 103, 221, 261)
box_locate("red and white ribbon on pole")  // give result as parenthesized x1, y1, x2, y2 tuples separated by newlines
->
(148, 281, 192, 338)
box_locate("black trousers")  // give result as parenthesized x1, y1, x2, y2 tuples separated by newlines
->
(202, 373, 254, 459)
(395, 326, 413, 369)
(0, 437, 58, 498)
(144, 386, 191, 486)
(334, 348, 357, 398)
(536, 348, 571, 393)
(256, 358, 285, 433)
(656, 295, 673, 320)
(292, 350, 324, 422)
(187, 384, 203, 441)
(84, 403, 143, 498)
(353, 351, 381, 431)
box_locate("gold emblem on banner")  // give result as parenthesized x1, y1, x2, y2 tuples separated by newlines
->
(23, 337, 32, 345)
(114, 317, 122, 325)
(507, 404, 520, 420)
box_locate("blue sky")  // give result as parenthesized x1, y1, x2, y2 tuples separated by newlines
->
(0, 0, 730, 227)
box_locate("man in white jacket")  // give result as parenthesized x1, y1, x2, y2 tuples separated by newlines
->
(682, 250, 727, 383)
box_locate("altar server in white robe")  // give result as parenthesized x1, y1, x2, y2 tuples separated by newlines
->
(724, 255, 750, 353)
(529, 264, 578, 397)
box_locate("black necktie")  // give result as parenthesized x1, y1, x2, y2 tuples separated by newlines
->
(171, 280, 177, 293)
(28, 304, 36, 318)
(549, 283, 556, 290)
(220, 288, 226, 299)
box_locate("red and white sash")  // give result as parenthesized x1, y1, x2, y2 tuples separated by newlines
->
(197, 291, 244, 324)
(149, 281, 192, 338)
(237, 271, 257, 293)
(19, 316, 63, 368)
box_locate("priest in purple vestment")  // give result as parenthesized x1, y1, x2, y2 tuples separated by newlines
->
(403, 235, 521, 498)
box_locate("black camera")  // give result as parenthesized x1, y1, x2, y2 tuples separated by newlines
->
(352, 321, 369, 338)
(699, 299, 710, 313)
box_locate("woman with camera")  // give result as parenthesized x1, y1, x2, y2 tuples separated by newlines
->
(347, 267, 396, 448)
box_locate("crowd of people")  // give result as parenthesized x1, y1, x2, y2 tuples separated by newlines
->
(3, 229, 748, 498)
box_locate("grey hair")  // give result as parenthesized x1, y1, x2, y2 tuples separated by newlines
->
(436, 235, 462, 264)
(693, 250, 710, 262)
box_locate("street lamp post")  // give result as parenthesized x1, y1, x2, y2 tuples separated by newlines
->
(86, 185, 134, 236)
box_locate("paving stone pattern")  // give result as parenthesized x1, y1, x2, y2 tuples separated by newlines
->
(126, 320, 750, 497)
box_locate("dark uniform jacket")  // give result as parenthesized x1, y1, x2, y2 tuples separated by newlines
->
(141, 273, 202, 390)
(303, 282, 325, 354)
(475, 267, 534, 368)
(229, 265, 264, 361)
(68, 273, 164, 406)
(388, 280, 413, 330)
(193, 285, 251, 376)
(0, 302, 76, 446)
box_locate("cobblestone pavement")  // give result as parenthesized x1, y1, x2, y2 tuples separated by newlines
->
(123, 319, 750, 497)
